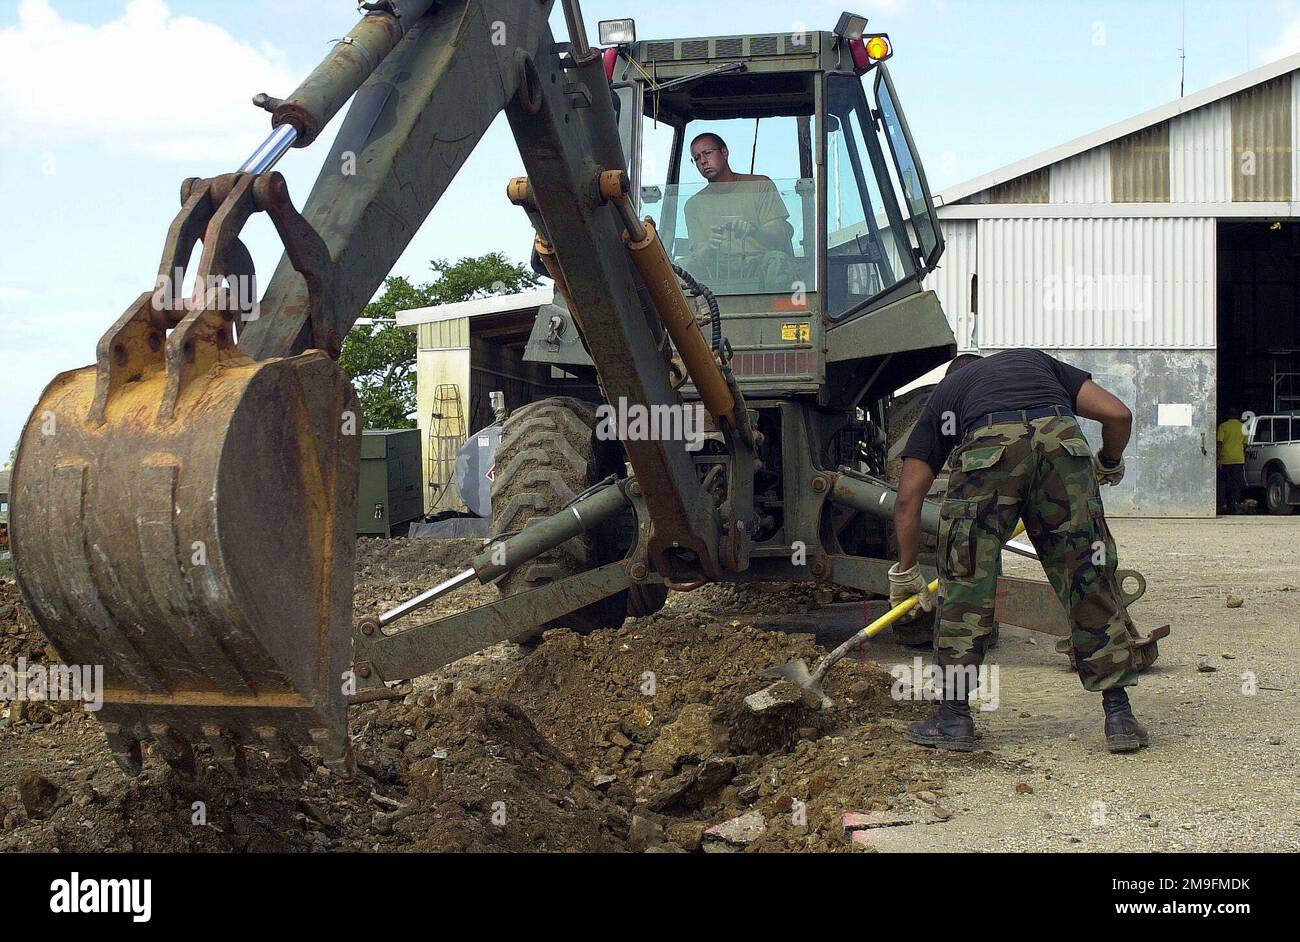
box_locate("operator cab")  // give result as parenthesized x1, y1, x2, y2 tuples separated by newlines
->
(606, 20, 943, 323)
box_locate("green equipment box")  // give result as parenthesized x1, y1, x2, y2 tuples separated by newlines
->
(357, 429, 424, 537)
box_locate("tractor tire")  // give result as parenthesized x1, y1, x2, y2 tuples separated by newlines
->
(1266, 471, 1297, 515)
(488, 397, 657, 635)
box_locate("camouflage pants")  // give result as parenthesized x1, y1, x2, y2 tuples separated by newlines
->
(935, 414, 1139, 691)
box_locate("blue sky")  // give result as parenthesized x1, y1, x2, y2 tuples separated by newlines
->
(2, 0, 1299, 457)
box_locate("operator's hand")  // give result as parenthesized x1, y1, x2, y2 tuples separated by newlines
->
(729, 219, 757, 239)
(1094, 450, 1125, 486)
(709, 220, 757, 249)
(887, 562, 936, 616)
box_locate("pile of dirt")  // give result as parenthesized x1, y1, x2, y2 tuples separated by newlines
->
(488, 615, 941, 851)
(0, 579, 49, 665)
(0, 540, 950, 853)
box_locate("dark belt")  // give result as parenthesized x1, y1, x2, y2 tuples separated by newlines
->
(964, 405, 1074, 436)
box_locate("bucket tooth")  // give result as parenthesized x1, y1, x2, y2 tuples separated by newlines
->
(311, 726, 354, 777)
(202, 725, 248, 777)
(148, 724, 197, 776)
(103, 723, 144, 775)
(256, 726, 307, 779)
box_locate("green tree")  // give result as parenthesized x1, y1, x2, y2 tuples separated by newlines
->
(340, 253, 540, 429)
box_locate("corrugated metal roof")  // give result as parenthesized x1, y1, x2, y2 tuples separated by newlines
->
(939, 51, 1300, 207)
(974, 217, 1214, 349)
(1232, 73, 1293, 202)
(1049, 147, 1110, 203)
(1170, 99, 1231, 202)
(396, 288, 555, 328)
(1111, 123, 1171, 202)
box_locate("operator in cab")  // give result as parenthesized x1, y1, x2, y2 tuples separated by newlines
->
(681, 133, 796, 291)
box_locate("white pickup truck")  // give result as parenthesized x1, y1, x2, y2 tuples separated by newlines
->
(1244, 412, 1300, 515)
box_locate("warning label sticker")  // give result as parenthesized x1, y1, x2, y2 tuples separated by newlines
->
(780, 322, 811, 343)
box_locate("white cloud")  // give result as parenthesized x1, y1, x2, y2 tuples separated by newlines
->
(1255, 5, 1300, 65)
(0, 0, 298, 161)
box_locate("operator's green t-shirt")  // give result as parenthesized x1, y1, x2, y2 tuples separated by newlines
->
(1217, 419, 1246, 465)
(684, 175, 791, 256)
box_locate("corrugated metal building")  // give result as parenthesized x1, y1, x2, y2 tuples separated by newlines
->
(925, 53, 1300, 516)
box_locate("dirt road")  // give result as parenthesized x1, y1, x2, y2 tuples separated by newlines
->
(855, 516, 1300, 852)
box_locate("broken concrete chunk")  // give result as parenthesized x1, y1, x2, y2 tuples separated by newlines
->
(744, 681, 809, 714)
(703, 810, 766, 851)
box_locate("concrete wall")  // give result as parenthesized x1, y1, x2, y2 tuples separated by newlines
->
(1045, 348, 1216, 517)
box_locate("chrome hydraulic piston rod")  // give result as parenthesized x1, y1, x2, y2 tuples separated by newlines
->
(829, 468, 942, 536)
(373, 479, 632, 628)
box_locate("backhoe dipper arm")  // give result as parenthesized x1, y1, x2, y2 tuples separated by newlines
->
(239, 0, 734, 577)
(238, 0, 554, 359)
(10, 0, 744, 778)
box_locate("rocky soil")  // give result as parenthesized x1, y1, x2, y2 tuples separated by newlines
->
(0, 541, 948, 853)
(3, 516, 1295, 853)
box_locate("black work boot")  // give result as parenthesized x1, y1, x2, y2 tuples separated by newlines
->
(1102, 687, 1150, 753)
(905, 695, 977, 752)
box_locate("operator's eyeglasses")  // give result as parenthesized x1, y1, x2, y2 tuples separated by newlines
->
(691, 148, 720, 165)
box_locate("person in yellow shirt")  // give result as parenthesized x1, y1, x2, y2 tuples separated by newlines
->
(1217, 407, 1247, 514)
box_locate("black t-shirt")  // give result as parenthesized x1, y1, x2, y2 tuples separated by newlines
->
(900, 349, 1093, 474)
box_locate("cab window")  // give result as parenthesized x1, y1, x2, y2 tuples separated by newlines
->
(643, 114, 816, 297)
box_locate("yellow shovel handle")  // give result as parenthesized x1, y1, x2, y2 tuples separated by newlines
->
(862, 520, 1028, 641)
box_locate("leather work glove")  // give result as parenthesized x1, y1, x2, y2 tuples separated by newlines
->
(1094, 450, 1125, 487)
(887, 562, 936, 617)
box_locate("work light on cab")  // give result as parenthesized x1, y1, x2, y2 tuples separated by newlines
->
(834, 11, 869, 40)
(599, 18, 636, 45)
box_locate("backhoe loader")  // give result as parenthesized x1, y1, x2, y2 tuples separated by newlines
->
(9, 1, 1165, 776)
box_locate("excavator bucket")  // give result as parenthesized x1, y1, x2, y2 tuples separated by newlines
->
(9, 173, 359, 775)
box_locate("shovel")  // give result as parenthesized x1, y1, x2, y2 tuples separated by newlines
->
(766, 521, 1028, 706)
